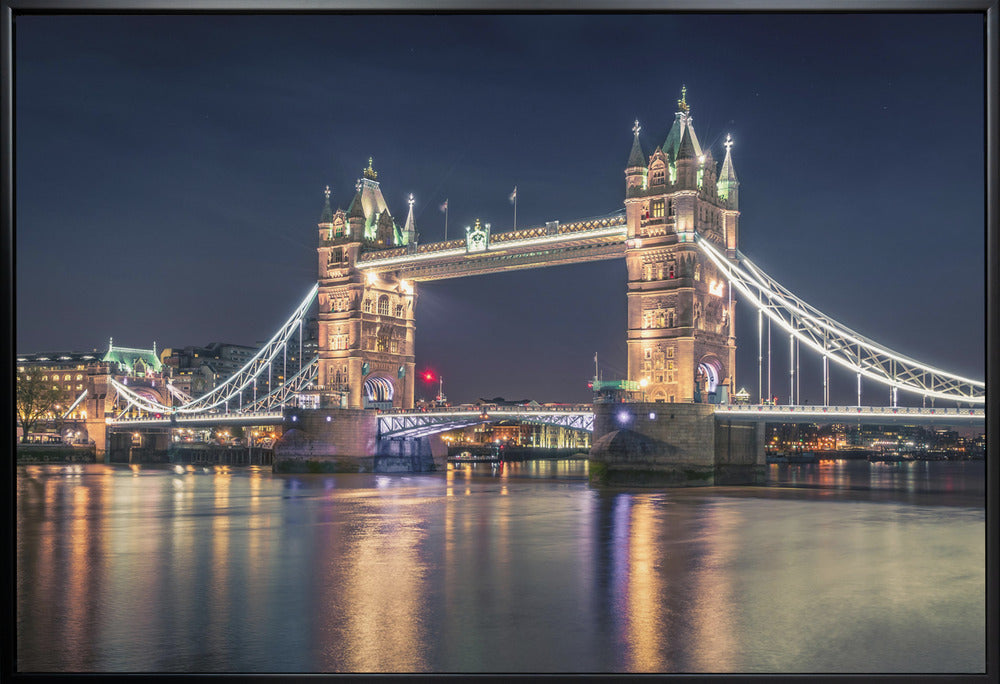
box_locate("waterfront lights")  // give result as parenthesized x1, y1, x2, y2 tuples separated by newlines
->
(326, 415, 331, 422)
(617, 410, 632, 425)
(649, 412, 657, 420)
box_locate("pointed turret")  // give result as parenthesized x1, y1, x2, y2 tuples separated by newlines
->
(403, 193, 417, 246)
(319, 185, 334, 224)
(675, 125, 698, 188)
(625, 119, 648, 196)
(626, 119, 646, 169)
(676, 125, 696, 160)
(718, 133, 739, 210)
(347, 182, 365, 220)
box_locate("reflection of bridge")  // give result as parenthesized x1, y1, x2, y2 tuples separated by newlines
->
(99, 88, 983, 474)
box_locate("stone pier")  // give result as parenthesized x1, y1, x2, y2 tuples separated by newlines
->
(273, 408, 378, 472)
(588, 402, 765, 486)
(273, 408, 446, 473)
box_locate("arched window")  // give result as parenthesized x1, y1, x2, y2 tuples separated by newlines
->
(378, 295, 390, 316)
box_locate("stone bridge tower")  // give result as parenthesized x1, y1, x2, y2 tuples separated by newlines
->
(624, 87, 739, 403)
(316, 159, 416, 410)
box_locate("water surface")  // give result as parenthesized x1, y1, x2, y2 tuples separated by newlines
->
(17, 460, 985, 673)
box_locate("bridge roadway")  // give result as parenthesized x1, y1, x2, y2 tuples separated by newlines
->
(107, 404, 984, 433)
(379, 403, 985, 438)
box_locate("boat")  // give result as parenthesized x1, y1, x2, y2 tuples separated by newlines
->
(766, 451, 817, 464)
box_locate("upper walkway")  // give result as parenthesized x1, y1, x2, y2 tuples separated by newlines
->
(354, 213, 627, 282)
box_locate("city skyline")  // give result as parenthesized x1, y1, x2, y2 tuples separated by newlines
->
(14, 13, 986, 405)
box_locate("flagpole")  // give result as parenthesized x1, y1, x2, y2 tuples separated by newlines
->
(513, 186, 517, 229)
(445, 205, 448, 241)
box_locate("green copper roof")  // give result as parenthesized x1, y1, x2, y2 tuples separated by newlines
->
(102, 344, 162, 374)
(347, 189, 365, 219)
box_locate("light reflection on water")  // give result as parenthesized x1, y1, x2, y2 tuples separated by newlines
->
(17, 461, 984, 673)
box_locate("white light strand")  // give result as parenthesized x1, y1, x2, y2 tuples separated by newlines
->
(695, 235, 983, 403)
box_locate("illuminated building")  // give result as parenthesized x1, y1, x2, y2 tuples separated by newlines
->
(316, 162, 417, 409)
(624, 86, 739, 403)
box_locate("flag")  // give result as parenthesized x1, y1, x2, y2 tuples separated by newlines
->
(439, 199, 448, 212)
(509, 186, 517, 203)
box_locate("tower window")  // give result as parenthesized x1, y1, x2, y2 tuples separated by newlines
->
(651, 199, 665, 218)
(363, 299, 373, 314)
(395, 304, 404, 318)
(378, 295, 390, 316)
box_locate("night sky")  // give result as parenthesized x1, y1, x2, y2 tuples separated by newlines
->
(15, 13, 985, 406)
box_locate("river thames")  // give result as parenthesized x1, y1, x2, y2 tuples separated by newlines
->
(16, 459, 984, 674)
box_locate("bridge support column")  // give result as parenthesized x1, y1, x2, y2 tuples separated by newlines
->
(589, 402, 765, 487)
(273, 408, 378, 472)
(374, 436, 436, 473)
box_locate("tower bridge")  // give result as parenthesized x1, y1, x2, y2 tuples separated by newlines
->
(102, 86, 984, 478)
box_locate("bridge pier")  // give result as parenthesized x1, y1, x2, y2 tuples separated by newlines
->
(273, 408, 379, 472)
(107, 429, 171, 464)
(374, 436, 437, 473)
(588, 403, 765, 487)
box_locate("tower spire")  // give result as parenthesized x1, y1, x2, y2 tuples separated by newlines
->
(678, 84, 689, 114)
(718, 133, 739, 209)
(319, 185, 334, 224)
(403, 193, 417, 245)
(363, 157, 378, 181)
(627, 118, 646, 168)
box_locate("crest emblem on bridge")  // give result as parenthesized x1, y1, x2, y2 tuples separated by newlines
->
(465, 218, 490, 253)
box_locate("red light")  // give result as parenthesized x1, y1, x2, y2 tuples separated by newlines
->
(422, 371, 435, 382)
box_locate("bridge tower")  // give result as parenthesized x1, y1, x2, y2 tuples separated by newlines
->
(624, 87, 739, 403)
(316, 160, 417, 410)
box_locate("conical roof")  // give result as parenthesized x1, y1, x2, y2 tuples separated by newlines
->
(347, 189, 365, 219)
(627, 125, 646, 168)
(720, 135, 738, 182)
(676, 125, 697, 160)
(319, 186, 334, 223)
(403, 195, 416, 241)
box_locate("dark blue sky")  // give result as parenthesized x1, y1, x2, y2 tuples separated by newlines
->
(15, 13, 985, 405)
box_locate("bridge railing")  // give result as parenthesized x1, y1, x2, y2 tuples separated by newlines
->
(714, 404, 984, 418)
(380, 404, 594, 415)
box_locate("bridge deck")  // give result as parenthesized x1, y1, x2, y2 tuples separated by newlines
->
(355, 215, 627, 281)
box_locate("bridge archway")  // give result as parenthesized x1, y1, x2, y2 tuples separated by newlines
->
(697, 355, 725, 395)
(363, 375, 395, 409)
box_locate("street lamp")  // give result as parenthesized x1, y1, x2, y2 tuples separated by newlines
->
(639, 377, 649, 402)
